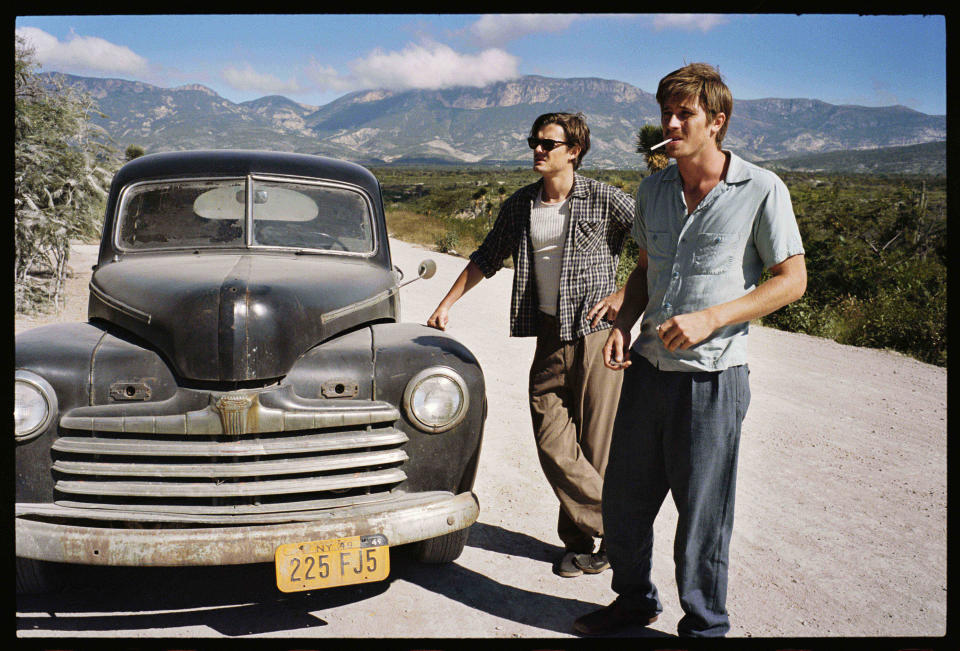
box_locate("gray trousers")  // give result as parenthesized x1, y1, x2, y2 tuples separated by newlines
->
(528, 313, 623, 553)
(603, 355, 750, 637)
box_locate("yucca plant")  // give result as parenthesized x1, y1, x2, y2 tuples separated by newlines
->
(636, 124, 670, 173)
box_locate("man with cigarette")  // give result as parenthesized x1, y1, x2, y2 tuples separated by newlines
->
(573, 63, 806, 637)
(427, 112, 635, 578)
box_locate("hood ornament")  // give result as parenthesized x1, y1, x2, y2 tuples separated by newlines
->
(214, 392, 256, 435)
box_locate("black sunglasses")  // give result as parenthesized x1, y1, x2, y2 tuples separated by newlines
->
(527, 137, 570, 151)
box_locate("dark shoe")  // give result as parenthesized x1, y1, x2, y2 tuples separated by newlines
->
(573, 599, 659, 636)
(553, 551, 583, 578)
(573, 549, 609, 574)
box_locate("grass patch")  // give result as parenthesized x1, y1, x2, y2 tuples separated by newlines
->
(385, 209, 450, 249)
(385, 208, 490, 259)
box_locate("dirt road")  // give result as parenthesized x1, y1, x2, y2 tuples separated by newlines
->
(15, 239, 946, 639)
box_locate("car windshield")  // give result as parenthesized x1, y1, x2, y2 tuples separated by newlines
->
(116, 177, 375, 253)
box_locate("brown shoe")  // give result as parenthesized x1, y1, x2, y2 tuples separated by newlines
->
(573, 599, 659, 636)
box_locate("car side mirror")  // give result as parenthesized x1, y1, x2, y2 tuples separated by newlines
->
(398, 259, 436, 288)
(417, 259, 436, 280)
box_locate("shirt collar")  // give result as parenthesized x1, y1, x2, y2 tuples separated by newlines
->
(660, 150, 753, 185)
(722, 151, 753, 184)
(526, 172, 587, 201)
(570, 173, 590, 198)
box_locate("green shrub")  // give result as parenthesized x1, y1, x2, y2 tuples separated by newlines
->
(616, 237, 639, 288)
(760, 174, 945, 366)
(434, 229, 461, 254)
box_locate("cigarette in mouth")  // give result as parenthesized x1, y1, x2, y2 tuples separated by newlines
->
(648, 138, 673, 151)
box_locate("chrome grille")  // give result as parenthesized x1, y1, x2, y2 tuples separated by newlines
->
(51, 397, 408, 519)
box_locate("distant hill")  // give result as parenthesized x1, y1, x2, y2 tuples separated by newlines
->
(45, 72, 946, 170)
(758, 141, 946, 176)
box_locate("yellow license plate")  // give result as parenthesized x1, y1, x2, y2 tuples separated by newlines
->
(275, 534, 389, 593)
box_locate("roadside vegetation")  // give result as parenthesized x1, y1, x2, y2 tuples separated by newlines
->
(14, 36, 120, 313)
(380, 167, 946, 367)
(762, 174, 946, 366)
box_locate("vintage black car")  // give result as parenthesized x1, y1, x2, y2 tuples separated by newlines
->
(15, 150, 485, 594)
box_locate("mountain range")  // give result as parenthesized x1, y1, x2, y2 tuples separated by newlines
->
(48, 72, 946, 170)
(761, 140, 946, 176)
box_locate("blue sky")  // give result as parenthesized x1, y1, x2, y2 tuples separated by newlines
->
(15, 14, 947, 115)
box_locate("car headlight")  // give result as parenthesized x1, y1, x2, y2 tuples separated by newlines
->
(403, 367, 469, 433)
(14, 370, 57, 442)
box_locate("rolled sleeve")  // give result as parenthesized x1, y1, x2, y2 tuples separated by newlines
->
(468, 248, 500, 279)
(610, 187, 636, 232)
(470, 195, 524, 278)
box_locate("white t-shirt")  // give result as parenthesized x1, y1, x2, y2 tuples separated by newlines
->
(529, 193, 571, 316)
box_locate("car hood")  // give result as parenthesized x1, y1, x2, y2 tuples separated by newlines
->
(87, 251, 398, 382)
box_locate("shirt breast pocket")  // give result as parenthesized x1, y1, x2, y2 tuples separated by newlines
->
(574, 217, 605, 254)
(691, 232, 739, 275)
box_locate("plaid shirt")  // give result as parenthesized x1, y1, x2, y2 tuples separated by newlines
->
(470, 173, 635, 342)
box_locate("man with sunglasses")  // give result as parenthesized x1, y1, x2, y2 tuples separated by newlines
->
(427, 112, 635, 578)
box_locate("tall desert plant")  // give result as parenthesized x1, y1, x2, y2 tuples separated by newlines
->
(14, 35, 117, 312)
(636, 124, 670, 173)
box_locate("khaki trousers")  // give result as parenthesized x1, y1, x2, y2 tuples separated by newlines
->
(528, 312, 623, 553)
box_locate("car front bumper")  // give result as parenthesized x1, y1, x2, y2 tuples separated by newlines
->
(16, 490, 478, 566)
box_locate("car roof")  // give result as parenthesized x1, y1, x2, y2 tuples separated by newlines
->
(112, 150, 380, 194)
(99, 150, 392, 269)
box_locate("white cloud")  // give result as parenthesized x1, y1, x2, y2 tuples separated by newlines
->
(652, 14, 729, 32)
(469, 14, 579, 47)
(352, 43, 519, 89)
(222, 64, 302, 94)
(15, 26, 149, 76)
(308, 42, 520, 93)
(304, 60, 358, 92)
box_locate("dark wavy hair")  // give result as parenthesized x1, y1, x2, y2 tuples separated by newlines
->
(529, 112, 590, 170)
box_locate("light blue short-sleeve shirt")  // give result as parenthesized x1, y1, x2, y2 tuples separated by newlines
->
(632, 151, 805, 372)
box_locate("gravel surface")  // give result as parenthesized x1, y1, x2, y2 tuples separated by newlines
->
(15, 239, 946, 640)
